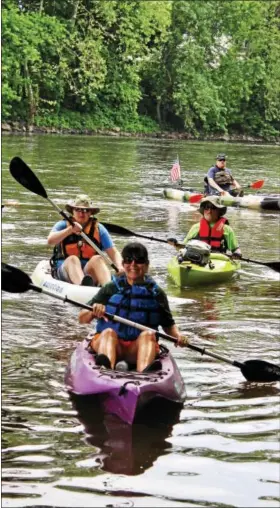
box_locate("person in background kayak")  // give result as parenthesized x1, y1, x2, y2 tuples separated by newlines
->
(183, 196, 242, 257)
(204, 153, 243, 197)
(79, 242, 186, 372)
(47, 194, 122, 286)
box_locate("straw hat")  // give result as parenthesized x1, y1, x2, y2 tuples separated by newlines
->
(65, 194, 100, 215)
(199, 196, 227, 216)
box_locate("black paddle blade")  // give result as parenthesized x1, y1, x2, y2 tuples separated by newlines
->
(9, 157, 48, 199)
(241, 257, 280, 273)
(102, 222, 132, 236)
(265, 262, 280, 273)
(1, 263, 32, 293)
(241, 359, 280, 382)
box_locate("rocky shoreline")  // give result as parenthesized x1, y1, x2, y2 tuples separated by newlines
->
(2, 122, 279, 144)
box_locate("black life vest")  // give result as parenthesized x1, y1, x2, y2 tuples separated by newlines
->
(214, 170, 233, 186)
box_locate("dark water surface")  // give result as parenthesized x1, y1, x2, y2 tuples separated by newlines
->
(2, 135, 280, 508)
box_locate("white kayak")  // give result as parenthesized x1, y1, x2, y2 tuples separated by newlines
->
(31, 260, 99, 304)
(31, 260, 194, 307)
(163, 188, 280, 211)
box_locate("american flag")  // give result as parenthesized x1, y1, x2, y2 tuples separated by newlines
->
(170, 159, 181, 182)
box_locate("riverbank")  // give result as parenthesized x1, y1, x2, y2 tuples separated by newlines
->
(2, 122, 279, 144)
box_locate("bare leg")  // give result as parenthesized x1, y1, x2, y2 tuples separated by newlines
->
(135, 331, 157, 372)
(90, 329, 120, 369)
(63, 255, 84, 284)
(84, 255, 111, 285)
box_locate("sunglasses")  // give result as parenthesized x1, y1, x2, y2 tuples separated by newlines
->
(74, 207, 91, 213)
(123, 256, 148, 265)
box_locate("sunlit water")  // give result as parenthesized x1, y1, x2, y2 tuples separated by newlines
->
(2, 135, 280, 508)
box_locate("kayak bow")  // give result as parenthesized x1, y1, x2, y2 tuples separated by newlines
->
(65, 338, 186, 424)
(31, 260, 99, 304)
(168, 253, 241, 287)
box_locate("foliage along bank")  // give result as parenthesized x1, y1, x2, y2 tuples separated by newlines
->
(2, 0, 280, 141)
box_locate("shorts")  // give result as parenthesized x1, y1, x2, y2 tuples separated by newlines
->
(119, 339, 160, 352)
(55, 259, 91, 283)
(91, 333, 160, 352)
(56, 263, 72, 282)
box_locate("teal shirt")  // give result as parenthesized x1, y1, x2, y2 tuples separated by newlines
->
(183, 222, 239, 252)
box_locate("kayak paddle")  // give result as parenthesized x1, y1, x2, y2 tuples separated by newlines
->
(9, 157, 118, 272)
(102, 222, 184, 248)
(173, 181, 264, 202)
(188, 193, 204, 203)
(231, 179, 265, 195)
(2, 263, 280, 383)
(247, 179, 265, 190)
(240, 257, 280, 273)
(101, 223, 280, 272)
(101, 222, 280, 272)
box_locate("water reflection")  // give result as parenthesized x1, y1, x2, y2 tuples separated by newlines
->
(71, 394, 181, 476)
(2, 135, 280, 507)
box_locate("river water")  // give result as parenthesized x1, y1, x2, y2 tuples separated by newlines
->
(2, 134, 280, 508)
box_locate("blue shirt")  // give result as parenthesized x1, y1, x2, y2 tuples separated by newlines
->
(51, 220, 113, 268)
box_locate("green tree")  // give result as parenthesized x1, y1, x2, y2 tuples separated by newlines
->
(142, 0, 280, 136)
(2, 4, 68, 123)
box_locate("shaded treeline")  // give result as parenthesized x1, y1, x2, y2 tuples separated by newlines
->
(2, 0, 280, 138)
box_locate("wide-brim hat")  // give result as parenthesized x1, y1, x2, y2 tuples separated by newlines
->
(65, 194, 100, 215)
(199, 196, 227, 216)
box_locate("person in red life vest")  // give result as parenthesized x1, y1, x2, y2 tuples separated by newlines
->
(47, 194, 123, 286)
(79, 242, 187, 372)
(183, 196, 242, 257)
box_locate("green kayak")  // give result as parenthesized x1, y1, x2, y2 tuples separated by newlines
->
(167, 253, 241, 287)
(163, 188, 280, 211)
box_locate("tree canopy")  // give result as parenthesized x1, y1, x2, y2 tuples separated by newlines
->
(2, 0, 280, 138)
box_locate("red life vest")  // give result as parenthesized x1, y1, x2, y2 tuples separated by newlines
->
(196, 217, 228, 251)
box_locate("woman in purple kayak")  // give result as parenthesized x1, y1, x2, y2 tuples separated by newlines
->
(79, 242, 186, 372)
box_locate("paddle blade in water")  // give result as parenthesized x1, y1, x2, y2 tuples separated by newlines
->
(189, 194, 204, 203)
(241, 257, 280, 273)
(241, 359, 280, 382)
(9, 157, 48, 199)
(1, 263, 32, 293)
(250, 179, 265, 189)
(265, 261, 280, 273)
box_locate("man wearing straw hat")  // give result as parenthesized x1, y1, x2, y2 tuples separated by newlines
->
(48, 194, 122, 286)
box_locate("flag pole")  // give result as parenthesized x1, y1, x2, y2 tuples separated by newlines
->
(177, 154, 182, 187)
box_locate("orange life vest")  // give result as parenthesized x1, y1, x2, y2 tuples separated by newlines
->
(196, 217, 228, 252)
(53, 218, 101, 263)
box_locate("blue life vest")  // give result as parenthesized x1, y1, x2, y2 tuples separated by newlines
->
(96, 274, 161, 341)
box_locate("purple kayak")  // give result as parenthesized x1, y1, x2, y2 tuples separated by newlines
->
(65, 339, 186, 424)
